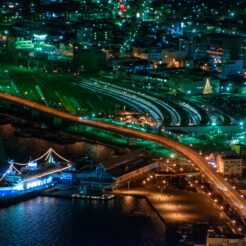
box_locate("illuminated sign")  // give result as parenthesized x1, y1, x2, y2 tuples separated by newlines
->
(33, 34, 47, 41)
(28, 160, 37, 168)
(26, 177, 52, 189)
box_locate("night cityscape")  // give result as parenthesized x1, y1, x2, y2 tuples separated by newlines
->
(0, 0, 246, 245)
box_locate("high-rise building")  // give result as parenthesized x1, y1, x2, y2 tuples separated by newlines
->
(207, 34, 244, 63)
(21, 0, 40, 18)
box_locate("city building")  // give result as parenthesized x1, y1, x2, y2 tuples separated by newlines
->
(216, 151, 243, 177)
(221, 60, 244, 79)
(15, 37, 34, 50)
(34, 42, 57, 60)
(132, 47, 162, 62)
(206, 229, 245, 246)
(73, 46, 106, 72)
(231, 144, 246, 159)
(207, 34, 244, 63)
(162, 49, 187, 68)
(76, 22, 112, 48)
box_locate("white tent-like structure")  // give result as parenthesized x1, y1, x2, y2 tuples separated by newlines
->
(203, 78, 213, 95)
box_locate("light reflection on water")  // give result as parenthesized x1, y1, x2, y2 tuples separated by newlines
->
(0, 196, 165, 246)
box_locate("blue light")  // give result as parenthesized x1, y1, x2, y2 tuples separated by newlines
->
(26, 177, 52, 189)
(28, 160, 37, 168)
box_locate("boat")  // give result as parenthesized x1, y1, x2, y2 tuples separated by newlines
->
(0, 148, 71, 203)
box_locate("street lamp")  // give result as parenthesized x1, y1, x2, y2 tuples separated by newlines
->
(170, 153, 175, 159)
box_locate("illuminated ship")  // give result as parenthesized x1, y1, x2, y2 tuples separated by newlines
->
(0, 148, 71, 199)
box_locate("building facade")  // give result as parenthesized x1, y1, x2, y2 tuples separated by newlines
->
(216, 152, 243, 177)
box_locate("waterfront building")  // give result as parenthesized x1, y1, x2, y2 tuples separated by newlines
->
(61, 150, 159, 192)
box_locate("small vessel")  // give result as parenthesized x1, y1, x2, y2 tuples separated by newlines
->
(0, 148, 71, 202)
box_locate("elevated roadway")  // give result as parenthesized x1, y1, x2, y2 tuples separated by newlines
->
(80, 79, 181, 126)
(0, 92, 246, 220)
(78, 80, 164, 126)
(155, 172, 199, 177)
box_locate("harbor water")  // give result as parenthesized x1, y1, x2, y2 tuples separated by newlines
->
(0, 195, 166, 246)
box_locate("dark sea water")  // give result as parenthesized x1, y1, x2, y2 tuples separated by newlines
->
(0, 196, 166, 246)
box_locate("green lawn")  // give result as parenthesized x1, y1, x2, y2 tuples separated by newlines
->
(0, 66, 126, 117)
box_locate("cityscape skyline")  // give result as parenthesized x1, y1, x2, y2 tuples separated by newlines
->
(0, 0, 246, 245)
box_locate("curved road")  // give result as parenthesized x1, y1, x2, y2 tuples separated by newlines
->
(80, 79, 181, 126)
(78, 81, 164, 125)
(0, 92, 246, 221)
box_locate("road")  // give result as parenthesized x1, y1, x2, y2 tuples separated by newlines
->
(83, 79, 210, 126)
(114, 188, 229, 225)
(0, 92, 246, 220)
(187, 97, 234, 125)
(80, 78, 181, 126)
(178, 101, 201, 125)
(78, 79, 164, 126)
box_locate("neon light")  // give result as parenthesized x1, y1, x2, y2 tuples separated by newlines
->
(26, 177, 53, 189)
(119, 5, 125, 12)
(0, 164, 21, 182)
(49, 148, 71, 163)
(35, 148, 71, 163)
(12, 165, 21, 174)
(28, 160, 37, 167)
(0, 164, 14, 182)
(23, 165, 71, 182)
(15, 162, 28, 166)
(13, 183, 24, 190)
(0, 148, 71, 183)
(35, 148, 52, 161)
(33, 34, 47, 40)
